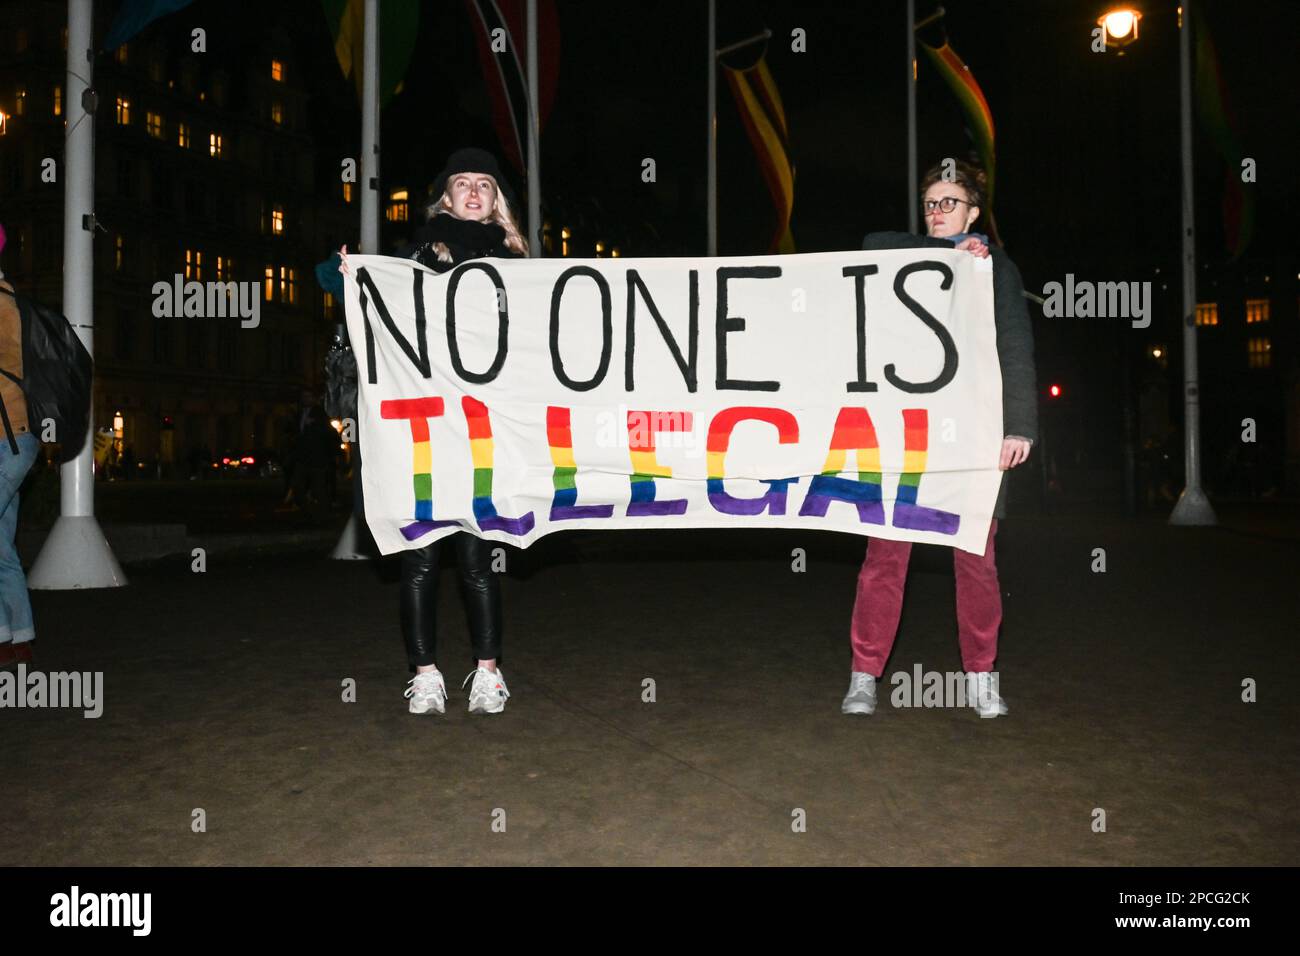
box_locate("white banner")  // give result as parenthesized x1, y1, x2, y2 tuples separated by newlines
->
(342, 248, 1003, 555)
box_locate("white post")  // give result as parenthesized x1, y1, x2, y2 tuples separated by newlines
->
(907, 0, 918, 234)
(526, 0, 540, 258)
(707, 0, 717, 256)
(333, 0, 382, 559)
(1168, 0, 1216, 525)
(358, 0, 380, 256)
(29, 0, 126, 589)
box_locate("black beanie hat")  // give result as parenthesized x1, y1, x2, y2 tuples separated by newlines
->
(431, 148, 515, 206)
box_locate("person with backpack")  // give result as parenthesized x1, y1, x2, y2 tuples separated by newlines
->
(0, 223, 40, 668)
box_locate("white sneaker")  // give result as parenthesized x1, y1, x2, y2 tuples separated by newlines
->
(966, 671, 1008, 718)
(405, 669, 447, 715)
(841, 671, 877, 715)
(463, 666, 510, 715)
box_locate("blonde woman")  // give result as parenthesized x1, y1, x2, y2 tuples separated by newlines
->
(340, 148, 527, 716)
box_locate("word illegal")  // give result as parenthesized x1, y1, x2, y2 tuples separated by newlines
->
(382, 398, 962, 543)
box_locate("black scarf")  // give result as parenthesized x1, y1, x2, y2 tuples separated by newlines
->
(416, 215, 509, 260)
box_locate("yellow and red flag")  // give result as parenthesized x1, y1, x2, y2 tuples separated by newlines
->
(723, 57, 796, 254)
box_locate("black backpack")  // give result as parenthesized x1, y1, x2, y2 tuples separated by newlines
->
(0, 286, 93, 461)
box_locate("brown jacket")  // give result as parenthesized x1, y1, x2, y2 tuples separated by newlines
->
(0, 280, 30, 437)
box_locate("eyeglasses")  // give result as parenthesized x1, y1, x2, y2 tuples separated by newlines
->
(922, 197, 975, 214)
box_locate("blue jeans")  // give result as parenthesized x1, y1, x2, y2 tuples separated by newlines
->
(0, 431, 39, 644)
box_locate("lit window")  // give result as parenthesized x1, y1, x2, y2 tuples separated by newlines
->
(561, 226, 571, 258)
(595, 241, 605, 256)
(1246, 337, 1271, 369)
(177, 122, 190, 148)
(611, 247, 621, 258)
(342, 182, 353, 203)
(1245, 298, 1270, 324)
(323, 291, 335, 316)
(185, 248, 202, 281)
(15, 88, 26, 116)
(53, 85, 62, 116)
(116, 96, 131, 125)
(264, 266, 274, 302)
(271, 205, 284, 235)
(0, 112, 7, 136)
(386, 189, 409, 222)
(146, 111, 163, 138)
(115, 44, 129, 65)
(115, 236, 124, 271)
(1194, 302, 1218, 327)
(281, 267, 297, 305)
(209, 132, 223, 157)
(271, 60, 283, 82)
(270, 101, 283, 126)
(215, 256, 231, 281)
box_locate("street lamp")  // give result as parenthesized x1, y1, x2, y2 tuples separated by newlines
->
(1099, 8, 1143, 50)
(1097, 2, 1215, 525)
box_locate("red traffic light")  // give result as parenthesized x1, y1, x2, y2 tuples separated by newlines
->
(1048, 384, 1062, 398)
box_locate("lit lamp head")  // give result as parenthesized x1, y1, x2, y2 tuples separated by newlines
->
(1098, 8, 1142, 52)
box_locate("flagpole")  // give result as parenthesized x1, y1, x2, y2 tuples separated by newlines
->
(1169, 0, 1216, 525)
(526, 0, 540, 258)
(707, 0, 717, 256)
(907, 0, 918, 234)
(334, 0, 382, 560)
(359, 0, 380, 255)
(29, 0, 127, 590)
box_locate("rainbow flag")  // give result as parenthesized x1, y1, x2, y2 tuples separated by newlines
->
(723, 56, 796, 254)
(103, 0, 195, 51)
(919, 40, 998, 242)
(1194, 5, 1254, 261)
(463, 0, 562, 176)
(323, 0, 420, 108)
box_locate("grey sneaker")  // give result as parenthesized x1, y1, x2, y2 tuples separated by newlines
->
(404, 669, 447, 715)
(841, 671, 877, 715)
(966, 671, 1008, 718)
(464, 666, 510, 715)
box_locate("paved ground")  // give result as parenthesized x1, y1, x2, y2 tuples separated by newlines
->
(4, 512, 1297, 866)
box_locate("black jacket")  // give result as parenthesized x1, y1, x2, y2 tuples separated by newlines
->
(861, 231, 1039, 518)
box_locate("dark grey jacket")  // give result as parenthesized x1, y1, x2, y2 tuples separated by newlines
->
(861, 231, 1039, 518)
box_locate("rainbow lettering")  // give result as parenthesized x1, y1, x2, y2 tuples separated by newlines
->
(706, 407, 801, 515)
(797, 406, 886, 525)
(890, 408, 959, 534)
(381, 397, 460, 541)
(463, 396, 536, 536)
(626, 409, 690, 516)
(547, 406, 614, 521)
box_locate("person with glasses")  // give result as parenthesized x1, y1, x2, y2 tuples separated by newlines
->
(840, 159, 1039, 719)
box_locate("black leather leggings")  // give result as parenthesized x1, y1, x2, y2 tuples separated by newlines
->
(400, 533, 502, 667)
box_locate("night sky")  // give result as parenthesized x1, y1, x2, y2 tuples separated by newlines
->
(276, 0, 1298, 471)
